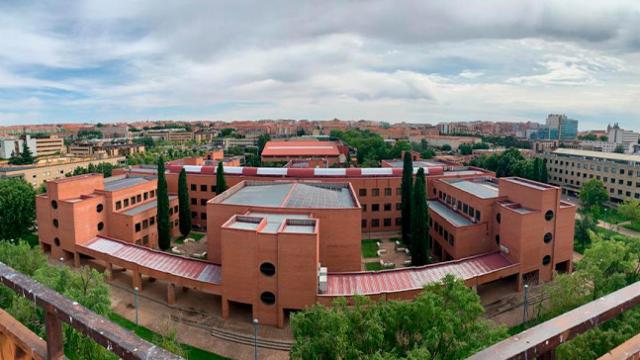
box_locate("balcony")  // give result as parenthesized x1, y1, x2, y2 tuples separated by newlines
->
(0, 261, 181, 360)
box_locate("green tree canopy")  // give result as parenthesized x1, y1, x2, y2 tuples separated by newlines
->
(579, 179, 608, 216)
(178, 168, 191, 237)
(257, 133, 271, 156)
(618, 199, 640, 223)
(291, 275, 506, 360)
(0, 178, 36, 241)
(458, 143, 472, 155)
(156, 157, 171, 250)
(216, 161, 227, 195)
(411, 168, 429, 265)
(401, 152, 413, 247)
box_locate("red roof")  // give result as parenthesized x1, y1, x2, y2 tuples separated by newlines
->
(322, 252, 516, 296)
(262, 141, 341, 157)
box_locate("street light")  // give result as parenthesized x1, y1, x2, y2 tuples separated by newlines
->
(253, 318, 259, 360)
(134, 287, 139, 326)
(523, 284, 529, 325)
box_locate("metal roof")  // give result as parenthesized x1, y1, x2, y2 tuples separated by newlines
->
(82, 237, 221, 284)
(222, 182, 357, 209)
(552, 148, 640, 163)
(165, 164, 446, 177)
(103, 177, 149, 191)
(444, 179, 499, 199)
(428, 201, 474, 227)
(322, 252, 514, 296)
(246, 212, 310, 233)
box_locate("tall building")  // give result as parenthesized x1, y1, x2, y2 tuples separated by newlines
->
(532, 114, 578, 141)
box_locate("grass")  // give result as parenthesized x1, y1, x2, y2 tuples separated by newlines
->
(174, 231, 206, 244)
(598, 208, 630, 225)
(361, 239, 380, 258)
(108, 313, 227, 360)
(365, 262, 384, 271)
(623, 222, 640, 233)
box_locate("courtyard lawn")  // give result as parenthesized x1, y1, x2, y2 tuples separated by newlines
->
(108, 313, 226, 360)
(599, 208, 630, 225)
(175, 231, 206, 244)
(623, 222, 640, 233)
(365, 262, 384, 271)
(361, 239, 380, 258)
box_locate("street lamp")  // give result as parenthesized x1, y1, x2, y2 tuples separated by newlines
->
(523, 284, 529, 324)
(134, 287, 139, 326)
(253, 318, 259, 360)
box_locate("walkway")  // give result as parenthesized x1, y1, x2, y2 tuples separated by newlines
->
(597, 220, 640, 238)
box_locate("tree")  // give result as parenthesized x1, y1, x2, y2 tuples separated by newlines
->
(20, 140, 35, 165)
(216, 161, 227, 195)
(441, 144, 452, 151)
(290, 275, 506, 360)
(574, 214, 596, 252)
(614, 144, 626, 153)
(401, 152, 413, 247)
(458, 143, 472, 155)
(257, 133, 271, 156)
(411, 168, 429, 265)
(177, 169, 191, 237)
(0, 178, 36, 241)
(579, 179, 608, 216)
(618, 199, 640, 223)
(156, 157, 171, 250)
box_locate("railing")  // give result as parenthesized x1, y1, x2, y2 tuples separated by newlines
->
(0, 261, 182, 360)
(469, 281, 640, 359)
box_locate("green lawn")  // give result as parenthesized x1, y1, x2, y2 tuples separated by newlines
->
(365, 262, 384, 271)
(361, 239, 380, 258)
(599, 208, 630, 225)
(175, 231, 206, 244)
(623, 222, 640, 233)
(108, 313, 227, 360)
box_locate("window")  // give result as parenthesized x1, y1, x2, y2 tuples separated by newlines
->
(372, 188, 380, 196)
(463, 203, 468, 214)
(54, 237, 60, 246)
(468, 206, 475, 218)
(542, 255, 551, 266)
(496, 213, 501, 223)
(96, 204, 104, 213)
(362, 204, 367, 212)
(361, 219, 367, 228)
(174, 205, 178, 213)
(495, 235, 500, 245)
(211, 185, 217, 193)
(475, 211, 481, 221)
(200, 199, 207, 206)
(115, 201, 122, 210)
(191, 184, 196, 191)
(545, 210, 554, 221)
(384, 188, 392, 196)
(359, 189, 367, 196)
(53, 219, 59, 228)
(142, 235, 149, 245)
(136, 194, 142, 202)
(150, 217, 155, 225)
(150, 190, 155, 198)
(97, 221, 104, 231)
(372, 219, 380, 227)
(169, 208, 173, 216)
(383, 218, 391, 227)
(384, 203, 391, 211)
(396, 203, 401, 210)
(142, 219, 149, 229)
(200, 185, 207, 192)
(448, 234, 454, 246)
(260, 262, 276, 276)
(201, 213, 207, 220)
(130, 196, 136, 205)
(51, 200, 58, 209)
(135, 223, 141, 232)
(372, 204, 380, 212)
(260, 292, 276, 305)
(544, 232, 553, 243)
(144, 192, 148, 200)
(191, 198, 197, 205)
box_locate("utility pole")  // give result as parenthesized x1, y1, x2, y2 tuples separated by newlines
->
(253, 318, 259, 360)
(134, 287, 139, 326)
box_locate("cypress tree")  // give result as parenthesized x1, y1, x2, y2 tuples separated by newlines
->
(400, 152, 414, 247)
(411, 168, 429, 266)
(178, 168, 191, 237)
(20, 140, 34, 164)
(157, 156, 171, 250)
(216, 161, 227, 195)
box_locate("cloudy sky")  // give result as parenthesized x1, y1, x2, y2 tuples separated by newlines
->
(1, 0, 639, 130)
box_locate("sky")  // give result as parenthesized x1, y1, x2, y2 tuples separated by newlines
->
(1, 1, 639, 131)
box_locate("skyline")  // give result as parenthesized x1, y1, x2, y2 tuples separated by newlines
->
(1, 1, 639, 130)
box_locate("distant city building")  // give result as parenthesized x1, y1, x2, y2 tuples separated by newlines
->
(260, 140, 346, 165)
(0, 135, 65, 158)
(532, 114, 578, 141)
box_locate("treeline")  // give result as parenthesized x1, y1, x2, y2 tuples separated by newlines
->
(469, 148, 548, 182)
(331, 129, 413, 166)
(481, 135, 531, 149)
(66, 162, 115, 178)
(126, 147, 205, 165)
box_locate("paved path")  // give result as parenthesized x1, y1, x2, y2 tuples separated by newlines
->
(597, 220, 640, 238)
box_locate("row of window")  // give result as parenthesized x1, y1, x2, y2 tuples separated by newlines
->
(134, 235, 150, 246)
(361, 218, 400, 228)
(191, 211, 208, 220)
(191, 198, 209, 206)
(361, 203, 400, 212)
(135, 216, 156, 232)
(190, 184, 218, 193)
(358, 187, 400, 197)
(115, 190, 156, 211)
(550, 159, 638, 177)
(431, 218, 455, 246)
(437, 190, 481, 222)
(551, 176, 640, 199)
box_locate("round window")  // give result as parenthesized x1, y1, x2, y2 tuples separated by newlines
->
(495, 235, 500, 245)
(260, 262, 276, 276)
(51, 200, 58, 209)
(53, 219, 59, 228)
(544, 232, 553, 243)
(545, 210, 554, 221)
(260, 291, 276, 305)
(97, 222, 104, 231)
(542, 255, 551, 265)
(496, 213, 501, 224)
(54, 237, 60, 246)
(96, 204, 104, 213)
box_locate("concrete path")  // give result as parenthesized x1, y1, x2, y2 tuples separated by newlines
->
(597, 220, 640, 238)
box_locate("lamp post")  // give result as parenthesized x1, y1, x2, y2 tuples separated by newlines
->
(134, 287, 139, 326)
(253, 318, 259, 360)
(523, 284, 529, 325)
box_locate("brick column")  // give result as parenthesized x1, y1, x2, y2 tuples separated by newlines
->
(167, 283, 176, 305)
